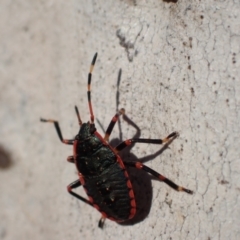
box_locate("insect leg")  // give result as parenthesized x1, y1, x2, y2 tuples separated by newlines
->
(125, 161, 193, 194)
(67, 156, 74, 163)
(74, 106, 82, 126)
(40, 118, 74, 145)
(114, 132, 178, 152)
(88, 53, 98, 124)
(98, 217, 106, 229)
(104, 108, 125, 141)
(67, 179, 93, 206)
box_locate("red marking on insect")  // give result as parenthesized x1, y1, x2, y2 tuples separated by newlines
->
(101, 212, 107, 218)
(116, 155, 126, 169)
(129, 208, 136, 219)
(88, 196, 94, 203)
(73, 141, 78, 158)
(94, 131, 108, 146)
(135, 162, 143, 169)
(124, 171, 129, 178)
(79, 174, 85, 185)
(93, 204, 100, 210)
(131, 199, 136, 208)
(129, 189, 134, 198)
(127, 180, 132, 188)
(159, 175, 165, 181)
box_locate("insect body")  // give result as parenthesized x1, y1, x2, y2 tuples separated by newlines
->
(40, 53, 193, 228)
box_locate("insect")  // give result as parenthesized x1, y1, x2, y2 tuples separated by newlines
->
(40, 53, 193, 228)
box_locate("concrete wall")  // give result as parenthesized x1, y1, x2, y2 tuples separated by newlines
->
(0, 1, 239, 239)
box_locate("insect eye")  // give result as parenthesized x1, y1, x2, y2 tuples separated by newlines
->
(90, 125, 96, 134)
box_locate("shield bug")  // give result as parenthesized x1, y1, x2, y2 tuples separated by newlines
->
(40, 53, 193, 228)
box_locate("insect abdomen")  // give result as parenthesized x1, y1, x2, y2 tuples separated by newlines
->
(84, 162, 132, 221)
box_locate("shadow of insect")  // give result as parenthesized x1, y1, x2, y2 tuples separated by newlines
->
(97, 69, 177, 226)
(163, 0, 178, 3)
(0, 145, 13, 170)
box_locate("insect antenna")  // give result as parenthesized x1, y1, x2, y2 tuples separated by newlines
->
(74, 106, 82, 126)
(88, 52, 98, 124)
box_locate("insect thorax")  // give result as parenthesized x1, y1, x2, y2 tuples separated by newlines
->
(75, 124, 117, 177)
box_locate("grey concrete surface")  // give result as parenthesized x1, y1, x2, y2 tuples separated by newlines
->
(0, 1, 239, 240)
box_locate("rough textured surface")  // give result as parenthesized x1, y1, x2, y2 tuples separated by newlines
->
(0, 0, 239, 240)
